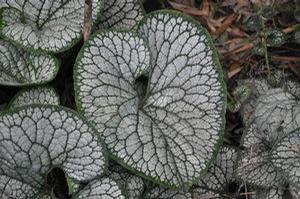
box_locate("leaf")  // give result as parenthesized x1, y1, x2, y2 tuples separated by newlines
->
(8, 86, 60, 109)
(237, 79, 271, 126)
(0, 0, 103, 53)
(232, 84, 252, 104)
(271, 128, 300, 186)
(254, 88, 300, 141)
(144, 187, 192, 199)
(236, 150, 285, 187)
(73, 178, 125, 199)
(290, 185, 300, 199)
(283, 79, 300, 97)
(237, 124, 286, 187)
(107, 165, 145, 199)
(196, 147, 237, 196)
(0, 105, 106, 196)
(75, 10, 226, 187)
(0, 40, 59, 86)
(0, 175, 38, 199)
(254, 188, 284, 199)
(99, 0, 145, 29)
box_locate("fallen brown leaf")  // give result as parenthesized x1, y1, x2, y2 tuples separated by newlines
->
(168, 1, 209, 16)
(212, 13, 238, 35)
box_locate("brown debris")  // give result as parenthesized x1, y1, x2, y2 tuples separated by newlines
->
(83, 0, 93, 42)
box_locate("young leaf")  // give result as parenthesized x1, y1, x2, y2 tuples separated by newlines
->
(0, 40, 59, 86)
(100, 0, 144, 29)
(271, 128, 300, 186)
(283, 79, 300, 97)
(0, 0, 103, 53)
(0, 105, 106, 196)
(8, 86, 60, 109)
(73, 178, 125, 199)
(75, 10, 226, 187)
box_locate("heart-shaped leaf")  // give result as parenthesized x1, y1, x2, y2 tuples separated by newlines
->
(272, 128, 300, 186)
(0, 105, 106, 197)
(74, 10, 226, 187)
(8, 86, 60, 109)
(99, 0, 144, 29)
(0, 0, 102, 53)
(0, 40, 59, 86)
(73, 178, 125, 199)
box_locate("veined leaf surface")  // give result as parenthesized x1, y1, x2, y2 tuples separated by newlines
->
(237, 124, 285, 187)
(196, 147, 237, 197)
(0, 175, 38, 199)
(108, 165, 144, 199)
(145, 187, 192, 199)
(0, 105, 106, 197)
(100, 0, 144, 29)
(254, 88, 300, 141)
(8, 86, 60, 108)
(0, 40, 59, 86)
(0, 0, 102, 52)
(254, 188, 284, 199)
(75, 10, 226, 187)
(272, 128, 300, 186)
(73, 178, 125, 199)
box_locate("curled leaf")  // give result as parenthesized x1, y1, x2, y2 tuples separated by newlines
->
(0, 0, 103, 52)
(0, 40, 59, 86)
